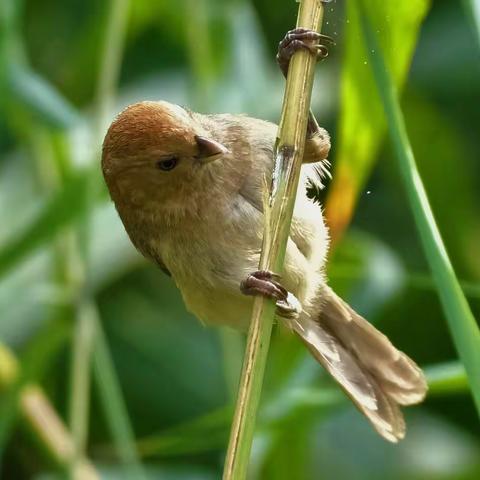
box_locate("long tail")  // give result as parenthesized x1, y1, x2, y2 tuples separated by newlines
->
(285, 285, 427, 442)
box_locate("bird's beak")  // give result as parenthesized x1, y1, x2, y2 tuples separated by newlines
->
(195, 135, 229, 164)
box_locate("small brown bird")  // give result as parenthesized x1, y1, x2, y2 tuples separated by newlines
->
(102, 29, 427, 442)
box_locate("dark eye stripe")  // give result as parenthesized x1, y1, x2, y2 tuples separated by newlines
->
(156, 157, 178, 171)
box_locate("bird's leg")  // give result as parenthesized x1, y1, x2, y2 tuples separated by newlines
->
(240, 270, 302, 320)
(276, 28, 333, 78)
(276, 28, 334, 147)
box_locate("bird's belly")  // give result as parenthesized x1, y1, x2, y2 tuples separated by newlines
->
(169, 237, 312, 331)
(180, 280, 254, 330)
(157, 211, 261, 329)
(157, 193, 321, 331)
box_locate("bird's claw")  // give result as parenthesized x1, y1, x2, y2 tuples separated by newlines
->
(276, 28, 334, 77)
(240, 270, 302, 319)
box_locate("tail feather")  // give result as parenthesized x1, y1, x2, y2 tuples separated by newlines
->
(320, 286, 427, 406)
(285, 286, 427, 442)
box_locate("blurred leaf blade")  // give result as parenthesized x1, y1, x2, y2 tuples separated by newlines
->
(463, 0, 480, 47)
(0, 319, 72, 462)
(0, 168, 93, 279)
(132, 359, 469, 459)
(326, 0, 431, 240)
(95, 0, 130, 138)
(357, 0, 480, 415)
(93, 315, 147, 480)
(7, 64, 79, 129)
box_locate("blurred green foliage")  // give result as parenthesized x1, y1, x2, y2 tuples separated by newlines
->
(0, 0, 479, 479)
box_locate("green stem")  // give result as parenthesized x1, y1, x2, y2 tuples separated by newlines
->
(89, 0, 145, 475)
(184, 0, 215, 109)
(68, 0, 131, 442)
(222, 1, 327, 478)
(425, 361, 469, 396)
(95, 0, 130, 139)
(358, 0, 480, 415)
(0, 344, 99, 478)
(69, 298, 96, 474)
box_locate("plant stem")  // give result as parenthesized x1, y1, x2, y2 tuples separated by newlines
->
(90, 0, 146, 475)
(222, 1, 327, 478)
(184, 0, 215, 110)
(358, 0, 480, 415)
(69, 297, 96, 475)
(425, 361, 468, 396)
(95, 0, 130, 139)
(0, 344, 99, 478)
(21, 386, 98, 480)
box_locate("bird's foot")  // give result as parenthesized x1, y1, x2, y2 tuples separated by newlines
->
(240, 270, 302, 320)
(276, 28, 334, 78)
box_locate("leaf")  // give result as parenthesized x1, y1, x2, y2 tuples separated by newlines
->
(7, 64, 79, 129)
(0, 168, 91, 279)
(0, 319, 71, 461)
(403, 96, 480, 278)
(357, 0, 480, 417)
(463, 0, 480, 47)
(136, 407, 231, 458)
(93, 316, 147, 480)
(326, 0, 431, 241)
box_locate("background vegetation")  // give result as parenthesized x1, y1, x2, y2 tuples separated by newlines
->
(0, 0, 479, 478)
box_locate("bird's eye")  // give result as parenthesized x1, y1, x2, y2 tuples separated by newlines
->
(156, 157, 178, 171)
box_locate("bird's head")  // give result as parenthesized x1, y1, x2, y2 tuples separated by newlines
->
(102, 101, 229, 217)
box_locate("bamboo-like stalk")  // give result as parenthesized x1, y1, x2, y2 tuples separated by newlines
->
(222, 1, 327, 478)
(357, 0, 480, 413)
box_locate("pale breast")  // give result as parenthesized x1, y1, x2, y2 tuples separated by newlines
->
(124, 113, 328, 330)
(159, 190, 327, 330)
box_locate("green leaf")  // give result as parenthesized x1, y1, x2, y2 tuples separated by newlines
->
(0, 169, 91, 279)
(131, 358, 470, 459)
(463, 0, 480, 47)
(357, 0, 480, 416)
(93, 316, 147, 480)
(0, 319, 71, 461)
(136, 407, 231, 458)
(7, 64, 79, 129)
(326, 0, 431, 239)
